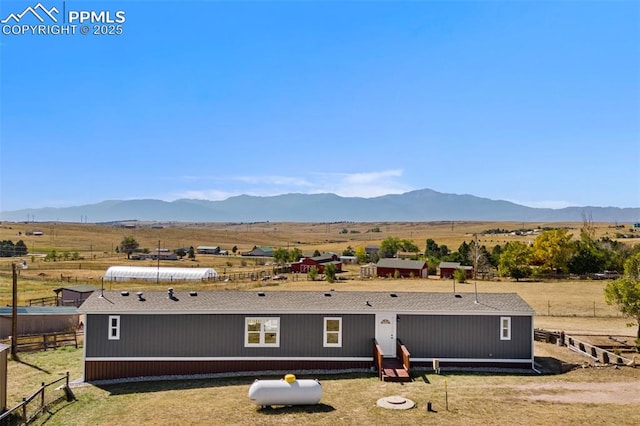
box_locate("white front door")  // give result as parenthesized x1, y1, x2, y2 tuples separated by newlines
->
(375, 313, 397, 358)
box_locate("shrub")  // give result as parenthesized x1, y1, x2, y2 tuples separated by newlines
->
(454, 268, 466, 283)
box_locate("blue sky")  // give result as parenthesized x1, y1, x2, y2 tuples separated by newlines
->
(1, 0, 639, 213)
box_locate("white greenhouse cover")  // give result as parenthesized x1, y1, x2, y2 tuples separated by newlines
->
(104, 266, 218, 282)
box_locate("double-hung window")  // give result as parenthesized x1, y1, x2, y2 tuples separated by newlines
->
(500, 316, 511, 340)
(245, 317, 280, 347)
(323, 317, 342, 347)
(108, 315, 120, 340)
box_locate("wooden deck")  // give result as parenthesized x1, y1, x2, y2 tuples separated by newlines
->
(380, 358, 411, 382)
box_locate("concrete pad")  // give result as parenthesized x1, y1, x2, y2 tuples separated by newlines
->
(376, 395, 415, 410)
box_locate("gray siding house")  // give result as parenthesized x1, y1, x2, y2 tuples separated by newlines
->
(79, 290, 535, 381)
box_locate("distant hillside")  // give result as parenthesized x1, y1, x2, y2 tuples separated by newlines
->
(1, 189, 638, 223)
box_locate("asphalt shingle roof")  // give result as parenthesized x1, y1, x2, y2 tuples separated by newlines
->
(439, 262, 461, 268)
(79, 290, 534, 315)
(376, 258, 426, 269)
(0, 306, 79, 316)
(53, 285, 98, 293)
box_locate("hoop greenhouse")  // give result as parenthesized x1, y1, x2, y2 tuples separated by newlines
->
(104, 266, 218, 282)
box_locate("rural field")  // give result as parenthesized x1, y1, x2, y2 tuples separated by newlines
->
(1, 221, 639, 425)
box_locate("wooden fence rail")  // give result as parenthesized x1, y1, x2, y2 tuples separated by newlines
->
(0, 331, 79, 354)
(534, 328, 563, 344)
(564, 334, 633, 366)
(0, 372, 74, 425)
(27, 296, 58, 307)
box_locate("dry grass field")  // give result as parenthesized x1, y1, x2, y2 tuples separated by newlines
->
(0, 220, 627, 257)
(0, 220, 634, 305)
(1, 221, 639, 425)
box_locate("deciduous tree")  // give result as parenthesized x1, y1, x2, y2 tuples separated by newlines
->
(119, 236, 139, 259)
(532, 229, 573, 274)
(307, 266, 318, 281)
(379, 237, 401, 258)
(289, 247, 303, 263)
(498, 242, 532, 281)
(324, 263, 337, 283)
(605, 253, 640, 338)
(273, 247, 290, 265)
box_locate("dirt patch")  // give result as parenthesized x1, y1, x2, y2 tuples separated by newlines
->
(513, 381, 640, 404)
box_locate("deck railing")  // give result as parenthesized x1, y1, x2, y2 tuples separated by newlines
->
(397, 339, 411, 372)
(373, 339, 384, 380)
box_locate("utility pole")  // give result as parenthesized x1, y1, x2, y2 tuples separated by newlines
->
(473, 233, 479, 280)
(11, 263, 18, 357)
(156, 240, 161, 284)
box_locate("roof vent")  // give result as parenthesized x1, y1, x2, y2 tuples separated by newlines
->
(189, 291, 198, 297)
(121, 291, 129, 296)
(167, 288, 178, 301)
(390, 293, 398, 298)
(136, 291, 145, 301)
(258, 292, 265, 297)
(454, 294, 462, 298)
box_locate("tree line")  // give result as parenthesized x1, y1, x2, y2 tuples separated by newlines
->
(0, 240, 28, 257)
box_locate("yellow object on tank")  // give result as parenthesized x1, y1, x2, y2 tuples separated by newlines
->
(284, 374, 296, 383)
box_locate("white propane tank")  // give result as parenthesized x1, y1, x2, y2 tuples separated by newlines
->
(248, 375, 322, 407)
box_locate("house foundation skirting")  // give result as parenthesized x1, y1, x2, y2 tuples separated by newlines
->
(84, 358, 373, 381)
(411, 359, 533, 370)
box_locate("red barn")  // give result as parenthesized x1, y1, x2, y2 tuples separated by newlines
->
(376, 259, 427, 278)
(438, 262, 473, 279)
(291, 253, 342, 274)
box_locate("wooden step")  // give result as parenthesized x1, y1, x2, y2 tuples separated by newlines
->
(381, 359, 411, 382)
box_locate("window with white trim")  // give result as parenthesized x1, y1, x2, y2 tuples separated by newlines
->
(245, 317, 280, 347)
(323, 317, 342, 347)
(500, 316, 511, 340)
(108, 315, 120, 340)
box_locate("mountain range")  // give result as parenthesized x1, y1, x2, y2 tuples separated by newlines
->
(1, 189, 638, 223)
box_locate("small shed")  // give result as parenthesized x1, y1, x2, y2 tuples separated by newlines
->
(438, 262, 473, 279)
(396, 251, 422, 260)
(365, 245, 379, 256)
(0, 307, 80, 339)
(242, 246, 274, 257)
(54, 285, 97, 307)
(340, 255, 358, 264)
(376, 259, 428, 278)
(359, 262, 377, 278)
(197, 246, 220, 255)
(136, 250, 178, 261)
